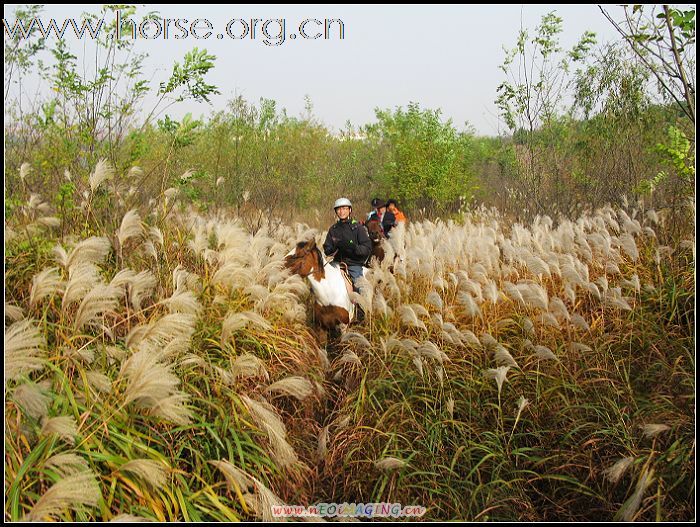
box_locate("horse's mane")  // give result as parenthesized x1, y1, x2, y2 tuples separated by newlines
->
(314, 246, 324, 273)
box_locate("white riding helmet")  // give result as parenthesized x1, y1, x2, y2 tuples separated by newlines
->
(333, 197, 352, 210)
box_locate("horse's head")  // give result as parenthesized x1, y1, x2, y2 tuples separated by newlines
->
(366, 219, 384, 243)
(285, 238, 325, 280)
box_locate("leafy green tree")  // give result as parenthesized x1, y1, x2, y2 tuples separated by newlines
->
(496, 11, 595, 211)
(366, 103, 475, 213)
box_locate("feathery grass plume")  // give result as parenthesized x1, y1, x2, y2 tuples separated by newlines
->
(548, 297, 570, 322)
(460, 279, 484, 302)
(222, 311, 272, 342)
(426, 291, 443, 311)
(440, 329, 462, 346)
(570, 314, 590, 332)
(375, 457, 407, 472)
(537, 312, 560, 329)
(109, 268, 137, 289)
(140, 239, 157, 261)
(617, 467, 655, 522)
(494, 345, 519, 368)
(240, 395, 298, 468)
(73, 284, 120, 331)
(89, 158, 114, 192)
(398, 305, 427, 331)
(515, 395, 529, 419)
(111, 514, 153, 522)
(502, 281, 524, 305)
(5, 319, 47, 382)
(86, 371, 112, 394)
(41, 415, 79, 445)
(596, 275, 609, 293)
(148, 392, 193, 425)
(188, 225, 210, 255)
(147, 226, 164, 248)
(433, 276, 446, 290)
(117, 209, 144, 247)
(645, 209, 660, 224)
(214, 260, 256, 286)
(603, 288, 633, 311)
(641, 424, 671, 438)
(621, 274, 641, 293)
(165, 288, 201, 315)
(460, 330, 481, 348)
(20, 161, 32, 181)
(517, 282, 549, 311)
(231, 353, 269, 380)
(563, 285, 577, 304)
(120, 349, 181, 406)
(119, 459, 169, 490)
(340, 331, 371, 349)
(479, 333, 498, 350)
(128, 270, 158, 311)
(524, 253, 551, 278)
(213, 365, 235, 386)
(534, 345, 558, 361)
(338, 351, 362, 368)
(25, 470, 101, 521)
(411, 303, 430, 318)
(12, 381, 51, 419)
(126, 313, 195, 356)
(172, 265, 202, 292)
(561, 260, 585, 287)
(62, 263, 102, 307)
(457, 292, 481, 318)
(126, 165, 143, 179)
(569, 342, 592, 353)
(266, 376, 315, 401)
(418, 340, 449, 364)
(373, 291, 391, 317)
(5, 302, 25, 322)
(35, 216, 61, 228)
(446, 398, 455, 419)
(603, 456, 636, 484)
(243, 284, 269, 303)
(412, 356, 425, 377)
(209, 459, 254, 495)
(213, 459, 287, 521)
(317, 425, 330, 462)
(382, 336, 404, 354)
(483, 281, 499, 305)
(247, 475, 285, 522)
(54, 237, 111, 273)
(604, 261, 621, 276)
(485, 366, 510, 396)
(27, 193, 51, 214)
(105, 345, 127, 365)
(44, 453, 91, 477)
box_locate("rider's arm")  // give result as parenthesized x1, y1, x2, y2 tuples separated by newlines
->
(355, 225, 372, 260)
(323, 228, 336, 256)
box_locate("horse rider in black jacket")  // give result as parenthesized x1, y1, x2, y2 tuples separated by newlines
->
(323, 197, 372, 290)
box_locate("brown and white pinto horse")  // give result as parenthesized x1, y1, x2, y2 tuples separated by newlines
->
(365, 219, 385, 263)
(285, 239, 356, 338)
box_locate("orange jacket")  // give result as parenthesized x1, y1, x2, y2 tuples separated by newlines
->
(393, 209, 407, 223)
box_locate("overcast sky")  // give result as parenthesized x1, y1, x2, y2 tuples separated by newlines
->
(5, 4, 631, 136)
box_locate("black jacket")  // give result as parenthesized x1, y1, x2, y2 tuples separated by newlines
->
(382, 210, 397, 236)
(323, 218, 372, 266)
